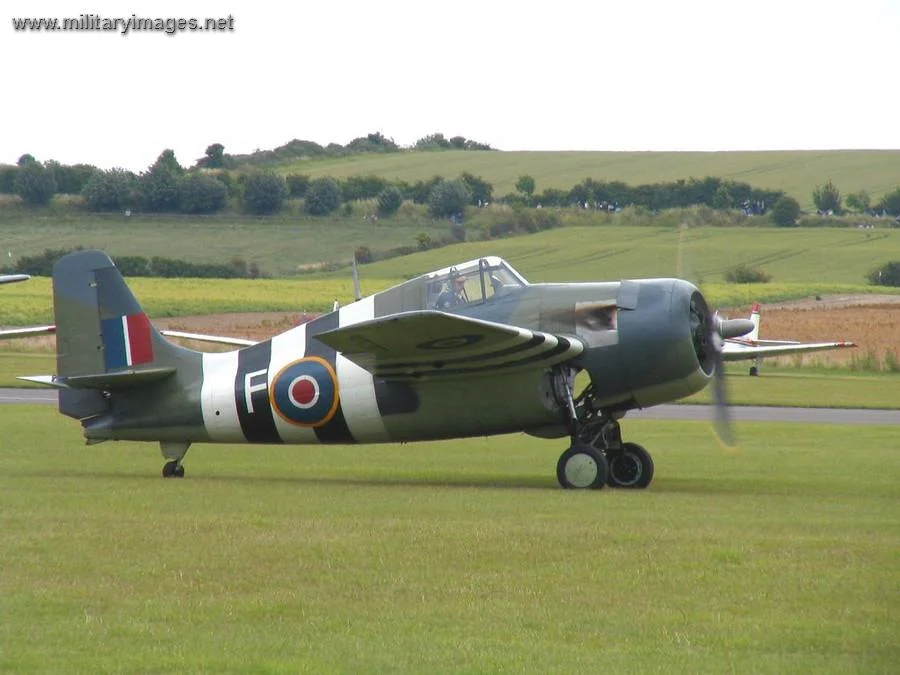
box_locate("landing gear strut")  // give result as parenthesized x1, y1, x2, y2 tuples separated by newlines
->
(551, 368, 655, 490)
(160, 441, 191, 479)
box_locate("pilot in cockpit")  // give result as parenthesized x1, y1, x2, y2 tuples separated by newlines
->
(435, 270, 468, 309)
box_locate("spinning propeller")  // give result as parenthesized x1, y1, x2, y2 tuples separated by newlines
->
(689, 292, 754, 447)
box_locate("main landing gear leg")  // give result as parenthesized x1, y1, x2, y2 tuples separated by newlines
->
(160, 441, 190, 478)
(551, 369, 655, 490)
(552, 368, 609, 490)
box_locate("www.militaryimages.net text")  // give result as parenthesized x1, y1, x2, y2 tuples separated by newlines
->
(11, 14, 235, 36)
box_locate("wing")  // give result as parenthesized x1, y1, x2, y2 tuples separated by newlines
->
(722, 339, 855, 362)
(0, 325, 55, 341)
(316, 310, 584, 379)
(159, 329, 257, 348)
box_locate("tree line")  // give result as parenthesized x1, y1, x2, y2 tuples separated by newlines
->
(195, 132, 493, 170)
(6, 247, 262, 279)
(4, 148, 900, 226)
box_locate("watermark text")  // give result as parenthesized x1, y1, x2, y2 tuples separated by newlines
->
(11, 14, 235, 36)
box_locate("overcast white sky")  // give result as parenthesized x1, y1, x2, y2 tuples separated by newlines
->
(4, 0, 899, 171)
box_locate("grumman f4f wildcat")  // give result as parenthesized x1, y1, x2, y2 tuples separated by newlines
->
(23, 250, 754, 490)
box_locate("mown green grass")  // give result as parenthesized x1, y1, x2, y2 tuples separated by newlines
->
(273, 149, 900, 207)
(1, 407, 897, 673)
(684, 367, 900, 409)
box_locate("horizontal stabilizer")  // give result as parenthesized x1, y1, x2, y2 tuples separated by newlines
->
(0, 325, 55, 341)
(0, 274, 30, 285)
(160, 329, 257, 347)
(316, 310, 583, 379)
(18, 366, 176, 390)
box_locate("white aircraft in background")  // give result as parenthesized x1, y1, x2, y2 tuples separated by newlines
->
(0, 274, 56, 340)
(721, 303, 855, 375)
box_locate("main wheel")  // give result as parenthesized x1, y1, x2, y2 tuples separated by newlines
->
(607, 442, 654, 489)
(557, 444, 608, 489)
(162, 460, 184, 478)
(749, 365, 759, 377)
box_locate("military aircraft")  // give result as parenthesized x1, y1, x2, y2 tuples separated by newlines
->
(0, 273, 56, 340)
(721, 303, 855, 375)
(22, 250, 755, 489)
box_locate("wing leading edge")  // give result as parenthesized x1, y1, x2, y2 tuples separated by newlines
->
(316, 310, 584, 379)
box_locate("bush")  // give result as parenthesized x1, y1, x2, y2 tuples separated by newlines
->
(724, 264, 772, 283)
(241, 172, 288, 215)
(178, 173, 227, 214)
(428, 179, 470, 218)
(0, 165, 16, 193)
(82, 168, 137, 211)
(874, 188, 900, 216)
(304, 177, 342, 215)
(515, 175, 535, 197)
(14, 161, 57, 206)
(416, 232, 435, 250)
(459, 172, 493, 205)
(286, 173, 310, 198)
(866, 261, 900, 286)
(136, 166, 180, 213)
(771, 196, 801, 226)
(340, 175, 387, 201)
(812, 180, 842, 214)
(48, 162, 98, 195)
(376, 186, 403, 216)
(14, 247, 82, 276)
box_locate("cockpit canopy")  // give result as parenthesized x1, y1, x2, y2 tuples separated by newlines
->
(422, 256, 528, 310)
(374, 256, 528, 314)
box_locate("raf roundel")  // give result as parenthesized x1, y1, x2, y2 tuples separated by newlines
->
(270, 357, 340, 427)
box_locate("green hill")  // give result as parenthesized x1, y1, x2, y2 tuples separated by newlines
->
(272, 149, 900, 208)
(353, 224, 900, 307)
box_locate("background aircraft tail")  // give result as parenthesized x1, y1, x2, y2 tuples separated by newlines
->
(52, 250, 201, 420)
(748, 303, 761, 341)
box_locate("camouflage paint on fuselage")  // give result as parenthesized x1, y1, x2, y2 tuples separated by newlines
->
(51, 252, 712, 448)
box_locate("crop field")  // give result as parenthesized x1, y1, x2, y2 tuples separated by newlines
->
(4, 225, 900, 326)
(359, 225, 900, 288)
(0, 406, 897, 674)
(0, 208, 447, 277)
(0, 276, 402, 325)
(274, 149, 900, 207)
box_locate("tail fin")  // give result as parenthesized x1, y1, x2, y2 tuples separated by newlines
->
(748, 303, 761, 341)
(52, 250, 199, 419)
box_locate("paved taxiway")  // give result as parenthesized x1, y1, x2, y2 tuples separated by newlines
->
(3, 388, 899, 425)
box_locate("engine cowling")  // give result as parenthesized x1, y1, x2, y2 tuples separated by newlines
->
(573, 278, 715, 411)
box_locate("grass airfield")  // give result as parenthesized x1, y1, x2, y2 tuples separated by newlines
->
(1, 406, 897, 673)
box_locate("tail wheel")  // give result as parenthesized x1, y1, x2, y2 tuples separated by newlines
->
(607, 442, 654, 489)
(557, 444, 609, 490)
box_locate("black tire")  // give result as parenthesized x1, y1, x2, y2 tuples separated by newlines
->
(556, 444, 608, 490)
(162, 460, 179, 478)
(607, 442, 654, 489)
(749, 366, 759, 377)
